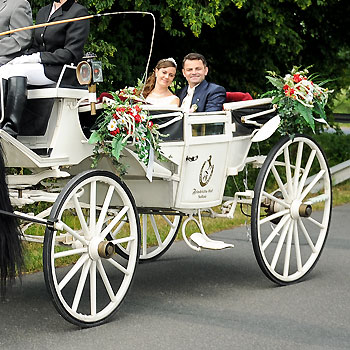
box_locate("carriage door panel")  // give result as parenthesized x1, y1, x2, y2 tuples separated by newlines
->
(174, 115, 230, 209)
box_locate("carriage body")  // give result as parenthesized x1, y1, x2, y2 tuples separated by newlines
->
(1, 84, 270, 210)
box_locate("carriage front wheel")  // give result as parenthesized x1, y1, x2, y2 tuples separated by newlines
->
(251, 135, 332, 285)
(43, 170, 140, 327)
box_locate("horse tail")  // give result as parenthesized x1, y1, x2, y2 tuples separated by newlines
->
(0, 143, 23, 296)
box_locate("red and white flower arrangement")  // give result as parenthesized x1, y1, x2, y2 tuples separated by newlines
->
(265, 66, 332, 135)
(88, 87, 164, 174)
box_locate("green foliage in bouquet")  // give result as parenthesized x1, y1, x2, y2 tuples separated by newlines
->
(264, 66, 333, 135)
(88, 87, 165, 175)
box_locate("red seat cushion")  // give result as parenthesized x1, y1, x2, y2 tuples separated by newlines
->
(226, 92, 253, 102)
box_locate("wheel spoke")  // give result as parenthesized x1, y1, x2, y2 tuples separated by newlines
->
(72, 259, 92, 312)
(97, 259, 116, 302)
(58, 253, 89, 291)
(284, 146, 293, 197)
(262, 191, 290, 208)
(59, 221, 88, 246)
(260, 209, 290, 225)
(305, 194, 329, 205)
(293, 141, 304, 194)
(293, 221, 302, 272)
(271, 165, 290, 201)
(142, 214, 147, 256)
(161, 215, 177, 228)
(72, 193, 89, 238)
(300, 169, 326, 201)
(96, 185, 115, 233)
(150, 215, 163, 247)
(107, 257, 129, 275)
(89, 181, 97, 236)
(306, 216, 326, 229)
(100, 206, 129, 239)
(110, 219, 127, 239)
(297, 149, 316, 197)
(283, 220, 294, 277)
(262, 214, 290, 251)
(111, 236, 135, 245)
(90, 261, 97, 316)
(54, 247, 88, 259)
(271, 218, 291, 270)
(297, 218, 317, 253)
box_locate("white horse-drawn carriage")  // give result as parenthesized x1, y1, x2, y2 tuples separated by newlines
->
(0, 60, 332, 327)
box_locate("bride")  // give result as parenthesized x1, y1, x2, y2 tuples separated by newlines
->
(142, 58, 180, 106)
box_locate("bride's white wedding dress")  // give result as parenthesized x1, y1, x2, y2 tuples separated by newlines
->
(145, 94, 179, 106)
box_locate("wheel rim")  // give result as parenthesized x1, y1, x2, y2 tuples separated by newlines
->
(252, 136, 332, 284)
(44, 171, 140, 326)
(113, 212, 181, 261)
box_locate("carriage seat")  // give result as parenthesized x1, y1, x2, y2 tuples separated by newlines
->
(19, 83, 89, 138)
(225, 92, 253, 102)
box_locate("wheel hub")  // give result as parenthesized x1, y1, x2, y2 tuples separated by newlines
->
(89, 237, 115, 260)
(98, 241, 115, 259)
(299, 203, 312, 218)
(290, 200, 312, 219)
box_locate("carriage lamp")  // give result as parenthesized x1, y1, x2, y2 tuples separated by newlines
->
(76, 53, 103, 115)
(91, 61, 103, 83)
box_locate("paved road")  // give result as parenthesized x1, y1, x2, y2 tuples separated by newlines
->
(1, 205, 349, 350)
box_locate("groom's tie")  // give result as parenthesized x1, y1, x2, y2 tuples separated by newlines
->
(181, 86, 195, 112)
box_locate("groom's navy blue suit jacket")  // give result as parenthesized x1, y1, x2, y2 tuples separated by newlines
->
(177, 80, 226, 112)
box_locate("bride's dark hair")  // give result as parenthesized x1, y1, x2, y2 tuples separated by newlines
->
(142, 58, 177, 98)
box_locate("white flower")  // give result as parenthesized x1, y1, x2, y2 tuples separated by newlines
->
(119, 117, 127, 125)
(107, 119, 118, 131)
(189, 104, 198, 113)
(305, 92, 314, 103)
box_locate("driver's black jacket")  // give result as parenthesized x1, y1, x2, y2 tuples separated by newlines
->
(28, 0, 90, 83)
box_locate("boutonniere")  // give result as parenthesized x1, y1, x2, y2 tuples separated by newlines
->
(189, 104, 198, 113)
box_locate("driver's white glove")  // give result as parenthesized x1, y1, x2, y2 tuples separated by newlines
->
(8, 53, 41, 65)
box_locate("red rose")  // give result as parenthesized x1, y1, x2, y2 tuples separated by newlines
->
(134, 115, 141, 123)
(293, 74, 302, 83)
(283, 84, 289, 91)
(284, 87, 295, 97)
(148, 121, 153, 129)
(135, 105, 141, 113)
(116, 107, 126, 113)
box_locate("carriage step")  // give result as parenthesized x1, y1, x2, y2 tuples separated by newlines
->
(190, 232, 234, 250)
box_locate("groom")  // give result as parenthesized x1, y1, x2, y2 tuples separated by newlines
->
(177, 53, 226, 112)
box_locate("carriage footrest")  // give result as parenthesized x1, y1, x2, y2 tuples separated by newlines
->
(190, 232, 234, 250)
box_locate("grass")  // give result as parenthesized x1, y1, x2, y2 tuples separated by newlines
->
(21, 179, 350, 274)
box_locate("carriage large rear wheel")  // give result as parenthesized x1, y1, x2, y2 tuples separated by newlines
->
(43, 170, 140, 327)
(251, 135, 332, 285)
(113, 211, 181, 262)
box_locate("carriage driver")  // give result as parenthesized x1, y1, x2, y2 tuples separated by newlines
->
(0, 0, 90, 138)
(177, 53, 226, 113)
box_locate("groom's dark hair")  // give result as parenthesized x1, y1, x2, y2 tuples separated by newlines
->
(182, 53, 207, 68)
